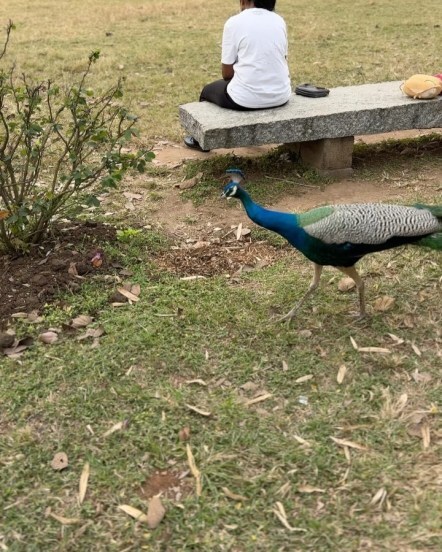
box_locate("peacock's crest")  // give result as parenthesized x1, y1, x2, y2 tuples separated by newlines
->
(222, 168, 246, 198)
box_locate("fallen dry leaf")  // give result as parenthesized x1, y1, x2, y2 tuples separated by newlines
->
(71, 315, 93, 329)
(25, 310, 43, 323)
(3, 336, 34, 357)
(421, 422, 431, 449)
(185, 404, 211, 417)
(410, 342, 422, 357)
(411, 370, 432, 384)
(103, 420, 127, 437)
(272, 501, 306, 532)
(118, 504, 148, 523)
(350, 337, 390, 354)
(407, 415, 431, 449)
(240, 381, 259, 392)
(402, 314, 415, 328)
(186, 444, 202, 497)
(175, 172, 203, 190)
(51, 452, 69, 471)
(185, 379, 208, 386)
(338, 277, 356, 292)
(0, 332, 15, 349)
(175, 176, 199, 190)
(131, 284, 141, 297)
(222, 487, 247, 501)
(122, 192, 143, 201)
(336, 364, 347, 384)
(11, 312, 29, 319)
(180, 275, 206, 281)
(394, 393, 408, 417)
(68, 262, 79, 276)
(293, 434, 311, 447)
(78, 462, 90, 505)
(298, 484, 325, 494)
(178, 427, 191, 441)
(90, 252, 103, 268)
(117, 287, 140, 303)
(3, 344, 28, 357)
(295, 374, 314, 383)
(245, 392, 273, 406)
(39, 331, 59, 345)
(49, 512, 81, 525)
(370, 487, 387, 507)
(0, 210, 10, 220)
(146, 496, 166, 529)
(373, 295, 395, 312)
(77, 327, 105, 341)
(330, 436, 368, 451)
(358, 346, 391, 354)
(387, 333, 404, 345)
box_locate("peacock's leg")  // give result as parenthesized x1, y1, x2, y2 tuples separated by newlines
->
(336, 265, 366, 318)
(277, 263, 323, 323)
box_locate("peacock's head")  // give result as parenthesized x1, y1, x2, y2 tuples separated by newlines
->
(221, 168, 245, 199)
(222, 181, 240, 199)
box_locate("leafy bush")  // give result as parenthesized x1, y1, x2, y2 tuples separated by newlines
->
(0, 21, 153, 253)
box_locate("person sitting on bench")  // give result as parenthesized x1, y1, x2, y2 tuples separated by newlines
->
(184, 0, 292, 151)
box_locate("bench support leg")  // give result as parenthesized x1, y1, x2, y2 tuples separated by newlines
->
(285, 136, 354, 178)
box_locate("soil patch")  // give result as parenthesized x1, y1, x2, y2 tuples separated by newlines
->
(0, 223, 116, 329)
(154, 236, 290, 278)
(139, 469, 192, 502)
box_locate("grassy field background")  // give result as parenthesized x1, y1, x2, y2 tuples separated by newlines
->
(0, 0, 441, 143)
(0, 1, 441, 551)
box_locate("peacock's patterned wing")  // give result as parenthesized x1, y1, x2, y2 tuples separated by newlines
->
(301, 204, 442, 245)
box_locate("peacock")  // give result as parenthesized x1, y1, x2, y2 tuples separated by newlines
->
(222, 168, 442, 321)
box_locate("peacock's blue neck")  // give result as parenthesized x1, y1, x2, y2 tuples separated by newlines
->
(237, 188, 301, 243)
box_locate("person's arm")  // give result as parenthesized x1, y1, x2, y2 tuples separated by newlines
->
(222, 63, 234, 80)
(221, 19, 237, 80)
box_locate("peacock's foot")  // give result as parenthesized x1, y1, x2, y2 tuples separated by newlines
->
(275, 306, 301, 324)
(348, 310, 369, 323)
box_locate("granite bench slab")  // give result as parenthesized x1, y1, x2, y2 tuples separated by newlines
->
(179, 81, 442, 177)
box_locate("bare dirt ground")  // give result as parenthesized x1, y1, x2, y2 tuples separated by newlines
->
(0, 223, 116, 330)
(147, 129, 442, 237)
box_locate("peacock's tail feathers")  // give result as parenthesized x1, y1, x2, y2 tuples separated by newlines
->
(414, 204, 442, 218)
(416, 232, 442, 250)
(304, 203, 442, 245)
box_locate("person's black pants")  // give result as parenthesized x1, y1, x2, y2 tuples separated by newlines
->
(199, 79, 261, 111)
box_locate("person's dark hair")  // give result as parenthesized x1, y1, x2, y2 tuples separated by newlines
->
(254, 1, 276, 11)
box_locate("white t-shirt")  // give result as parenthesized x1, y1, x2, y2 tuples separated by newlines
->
(221, 8, 291, 109)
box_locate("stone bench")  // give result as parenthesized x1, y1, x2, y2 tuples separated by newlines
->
(179, 81, 442, 178)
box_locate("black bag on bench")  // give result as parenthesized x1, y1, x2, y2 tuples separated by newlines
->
(295, 83, 330, 98)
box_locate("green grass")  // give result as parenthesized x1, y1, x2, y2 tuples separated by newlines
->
(1, 231, 441, 550)
(0, 2, 441, 549)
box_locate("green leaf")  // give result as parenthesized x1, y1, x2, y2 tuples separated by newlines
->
(89, 50, 100, 63)
(84, 195, 101, 207)
(101, 175, 118, 189)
